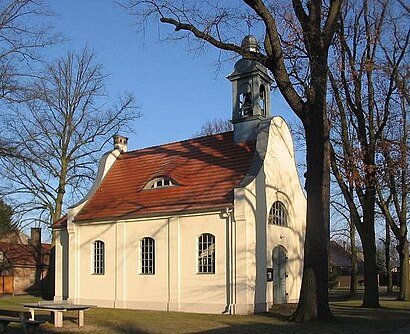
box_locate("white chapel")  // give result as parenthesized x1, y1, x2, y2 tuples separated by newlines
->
(53, 36, 306, 314)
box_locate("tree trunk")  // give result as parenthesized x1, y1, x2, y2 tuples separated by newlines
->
(385, 220, 393, 293)
(291, 101, 332, 321)
(349, 219, 358, 296)
(358, 216, 380, 307)
(53, 157, 68, 224)
(398, 239, 410, 301)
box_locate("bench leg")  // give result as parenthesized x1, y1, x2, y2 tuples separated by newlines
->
(53, 311, 63, 328)
(29, 309, 35, 321)
(78, 310, 84, 327)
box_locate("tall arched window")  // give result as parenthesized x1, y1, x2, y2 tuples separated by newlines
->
(93, 240, 105, 275)
(141, 237, 155, 274)
(268, 201, 288, 227)
(198, 233, 215, 274)
(259, 84, 266, 117)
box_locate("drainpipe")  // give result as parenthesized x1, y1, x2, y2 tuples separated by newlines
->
(221, 207, 235, 314)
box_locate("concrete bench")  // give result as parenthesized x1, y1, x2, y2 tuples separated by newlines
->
(23, 302, 95, 328)
(0, 310, 45, 334)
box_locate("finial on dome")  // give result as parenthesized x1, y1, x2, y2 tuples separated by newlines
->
(241, 35, 259, 53)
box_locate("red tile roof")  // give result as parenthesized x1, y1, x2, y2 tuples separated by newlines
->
(54, 214, 67, 229)
(0, 242, 51, 267)
(330, 241, 364, 268)
(75, 132, 256, 222)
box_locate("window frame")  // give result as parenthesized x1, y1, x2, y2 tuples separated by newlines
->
(92, 240, 105, 275)
(144, 176, 177, 190)
(140, 237, 155, 275)
(197, 233, 216, 274)
(268, 201, 289, 227)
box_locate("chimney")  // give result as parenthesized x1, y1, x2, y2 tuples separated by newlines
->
(30, 227, 41, 247)
(113, 134, 128, 152)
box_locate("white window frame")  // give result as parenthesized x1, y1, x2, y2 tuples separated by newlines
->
(93, 240, 105, 275)
(140, 237, 155, 275)
(268, 201, 288, 227)
(197, 233, 215, 274)
(144, 176, 177, 190)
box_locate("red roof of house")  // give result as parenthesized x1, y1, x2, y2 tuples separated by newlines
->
(0, 242, 51, 267)
(330, 241, 364, 268)
(54, 215, 67, 229)
(74, 132, 256, 222)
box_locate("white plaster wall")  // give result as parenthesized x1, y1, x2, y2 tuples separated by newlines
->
(236, 117, 306, 312)
(234, 183, 259, 314)
(263, 117, 306, 306)
(75, 222, 116, 307)
(54, 228, 68, 301)
(66, 212, 228, 314)
(120, 218, 168, 310)
(177, 213, 227, 313)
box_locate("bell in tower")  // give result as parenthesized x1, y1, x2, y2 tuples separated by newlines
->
(227, 35, 273, 142)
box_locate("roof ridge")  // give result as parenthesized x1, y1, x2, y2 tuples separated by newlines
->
(125, 131, 234, 155)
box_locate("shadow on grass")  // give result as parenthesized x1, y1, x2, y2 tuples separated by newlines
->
(1, 290, 409, 334)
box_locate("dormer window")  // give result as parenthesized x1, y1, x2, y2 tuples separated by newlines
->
(144, 176, 177, 190)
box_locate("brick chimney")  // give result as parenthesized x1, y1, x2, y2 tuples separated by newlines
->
(113, 134, 128, 152)
(30, 227, 41, 247)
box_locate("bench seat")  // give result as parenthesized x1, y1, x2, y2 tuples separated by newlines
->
(0, 311, 45, 334)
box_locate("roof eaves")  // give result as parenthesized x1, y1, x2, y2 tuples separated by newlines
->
(74, 205, 234, 224)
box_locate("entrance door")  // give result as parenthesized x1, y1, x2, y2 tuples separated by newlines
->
(273, 246, 287, 304)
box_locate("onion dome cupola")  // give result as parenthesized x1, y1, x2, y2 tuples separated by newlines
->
(227, 35, 273, 143)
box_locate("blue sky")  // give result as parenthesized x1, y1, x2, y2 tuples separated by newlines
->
(46, 0, 295, 151)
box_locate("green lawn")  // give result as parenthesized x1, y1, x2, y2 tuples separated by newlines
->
(0, 289, 408, 333)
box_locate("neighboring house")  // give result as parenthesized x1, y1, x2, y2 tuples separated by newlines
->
(53, 36, 307, 314)
(329, 240, 364, 287)
(0, 230, 29, 245)
(0, 228, 51, 295)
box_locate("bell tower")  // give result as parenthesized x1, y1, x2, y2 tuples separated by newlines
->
(227, 35, 273, 142)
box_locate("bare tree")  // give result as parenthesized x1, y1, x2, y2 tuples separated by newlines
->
(0, 0, 61, 157)
(0, 47, 140, 227)
(376, 77, 409, 300)
(194, 118, 233, 137)
(328, 0, 409, 307)
(122, 0, 342, 321)
(379, 219, 393, 293)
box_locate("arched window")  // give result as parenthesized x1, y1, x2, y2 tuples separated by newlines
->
(238, 83, 252, 118)
(198, 233, 215, 274)
(268, 201, 288, 227)
(93, 240, 105, 275)
(144, 176, 177, 190)
(141, 237, 155, 274)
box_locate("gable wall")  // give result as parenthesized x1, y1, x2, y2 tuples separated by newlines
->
(264, 117, 306, 306)
(235, 117, 306, 313)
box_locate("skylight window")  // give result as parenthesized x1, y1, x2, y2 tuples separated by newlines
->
(144, 177, 177, 190)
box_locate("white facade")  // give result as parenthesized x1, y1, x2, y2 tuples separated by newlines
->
(54, 117, 306, 314)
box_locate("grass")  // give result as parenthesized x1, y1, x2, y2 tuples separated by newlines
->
(0, 288, 408, 333)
